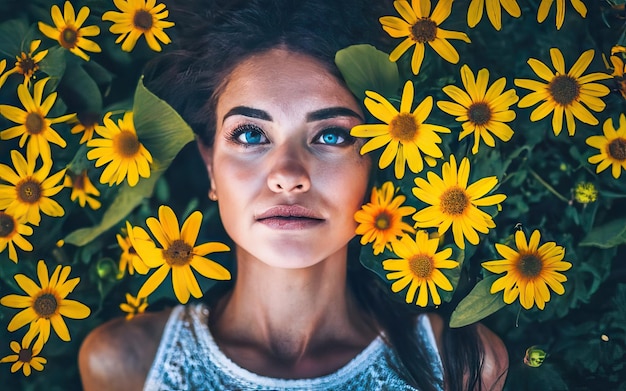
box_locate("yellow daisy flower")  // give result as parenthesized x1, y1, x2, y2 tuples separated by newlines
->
(482, 229, 572, 310)
(609, 55, 626, 100)
(38, 1, 101, 61)
(70, 112, 100, 144)
(0, 150, 66, 226)
(119, 293, 148, 320)
(63, 170, 101, 210)
(514, 48, 611, 137)
(0, 210, 33, 263)
(0, 77, 75, 163)
(0, 40, 49, 86)
(383, 231, 458, 307)
(102, 0, 175, 52)
(116, 221, 150, 278)
(437, 64, 519, 154)
(86, 111, 153, 187)
(412, 154, 506, 249)
(355, 181, 416, 255)
(586, 114, 626, 179)
(537, 0, 587, 30)
(351, 80, 451, 179)
(131, 205, 231, 304)
(0, 334, 47, 376)
(467, 0, 521, 30)
(380, 0, 471, 75)
(0, 259, 91, 345)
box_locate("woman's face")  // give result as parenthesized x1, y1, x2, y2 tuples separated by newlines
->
(200, 48, 371, 269)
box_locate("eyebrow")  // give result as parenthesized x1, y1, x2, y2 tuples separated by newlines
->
(222, 106, 363, 124)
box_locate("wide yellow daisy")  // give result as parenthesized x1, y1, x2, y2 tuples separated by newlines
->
(412, 154, 506, 249)
(38, 1, 101, 61)
(0, 40, 49, 86)
(63, 170, 101, 210)
(0, 259, 91, 346)
(119, 293, 148, 320)
(609, 55, 626, 100)
(116, 221, 150, 278)
(380, 0, 471, 75)
(467, 0, 521, 30)
(102, 0, 175, 52)
(351, 80, 450, 179)
(0, 150, 65, 226)
(70, 112, 100, 144)
(131, 205, 231, 304)
(0, 77, 75, 163)
(0, 334, 47, 376)
(0, 210, 33, 263)
(482, 229, 572, 310)
(355, 181, 416, 255)
(383, 231, 458, 307)
(437, 64, 519, 154)
(86, 111, 153, 187)
(586, 114, 626, 179)
(537, 0, 587, 30)
(514, 48, 611, 137)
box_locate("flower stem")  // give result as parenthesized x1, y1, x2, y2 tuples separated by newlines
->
(528, 168, 569, 203)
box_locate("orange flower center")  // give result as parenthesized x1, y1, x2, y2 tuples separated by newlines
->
(375, 211, 391, 230)
(34, 292, 58, 318)
(18, 348, 33, 363)
(25, 112, 45, 135)
(134, 10, 154, 31)
(390, 113, 419, 142)
(0, 212, 16, 238)
(440, 187, 469, 215)
(114, 130, 141, 157)
(409, 254, 434, 278)
(61, 27, 78, 48)
(16, 53, 38, 77)
(548, 75, 580, 106)
(608, 138, 626, 161)
(468, 102, 492, 126)
(17, 179, 42, 204)
(410, 19, 437, 43)
(518, 254, 543, 278)
(163, 239, 193, 266)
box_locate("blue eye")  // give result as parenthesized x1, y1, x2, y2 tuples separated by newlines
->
(232, 125, 267, 144)
(316, 128, 352, 145)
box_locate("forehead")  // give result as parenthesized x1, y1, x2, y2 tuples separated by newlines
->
(216, 48, 361, 117)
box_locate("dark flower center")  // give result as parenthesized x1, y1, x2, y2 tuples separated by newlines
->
(115, 131, 141, 157)
(518, 254, 543, 278)
(17, 179, 42, 204)
(608, 138, 626, 161)
(0, 212, 16, 237)
(73, 172, 86, 190)
(410, 19, 437, 43)
(390, 113, 419, 142)
(25, 113, 45, 135)
(549, 75, 580, 105)
(440, 187, 469, 215)
(34, 293, 58, 318)
(17, 53, 38, 76)
(409, 255, 434, 278)
(134, 10, 154, 30)
(18, 348, 33, 363)
(61, 28, 78, 48)
(375, 211, 391, 230)
(163, 239, 193, 266)
(468, 102, 492, 125)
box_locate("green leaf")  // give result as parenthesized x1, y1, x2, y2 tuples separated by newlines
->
(579, 218, 626, 249)
(335, 44, 400, 102)
(449, 275, 507, 328)
(38, 46, 67, 83)
(63, 77, 195, 246)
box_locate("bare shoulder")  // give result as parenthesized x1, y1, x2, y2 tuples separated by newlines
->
(426, 313, 509, 391)
(78, 307, 173, 391)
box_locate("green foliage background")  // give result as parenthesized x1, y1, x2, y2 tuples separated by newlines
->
(0, 0, 624, 390)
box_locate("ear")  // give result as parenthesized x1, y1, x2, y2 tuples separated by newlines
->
(196, 139, 216, 192)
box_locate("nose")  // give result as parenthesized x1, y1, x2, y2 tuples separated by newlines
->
(266, 146, 311, 194)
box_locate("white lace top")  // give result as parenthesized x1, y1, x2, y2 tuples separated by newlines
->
(143, 304, 444, 390)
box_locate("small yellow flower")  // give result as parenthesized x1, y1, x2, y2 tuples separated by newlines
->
(116, 221, 150, 278)
(609, 55, 626, 100)
(0, 333, 47, 376)
(383, 231, 458, 307)
(38, 1, 101, 61)
(380, 0, 471, 75)
(351, 80, 451, 179)
(355, 181, 416, 255)
(0, 210, 33, 263)
(0, 40, 49, 86)
(70, 112, 100, 144)
(87, 111, 153, 187)
(537, 0, 587, 30)
(586, 114, 626, 179)
(467, 0, 521, 30)
(573, 182, 597, 204)
(482, 230, 572, 310)
(119, 293, 148, 320)
(102, 0, 175, 52)
(63, 170, 101, 210)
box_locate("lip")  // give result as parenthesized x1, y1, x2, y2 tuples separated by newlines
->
(255, 205, 325, 230)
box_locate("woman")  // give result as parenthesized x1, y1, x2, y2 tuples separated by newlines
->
(78, 1, 508, 390)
